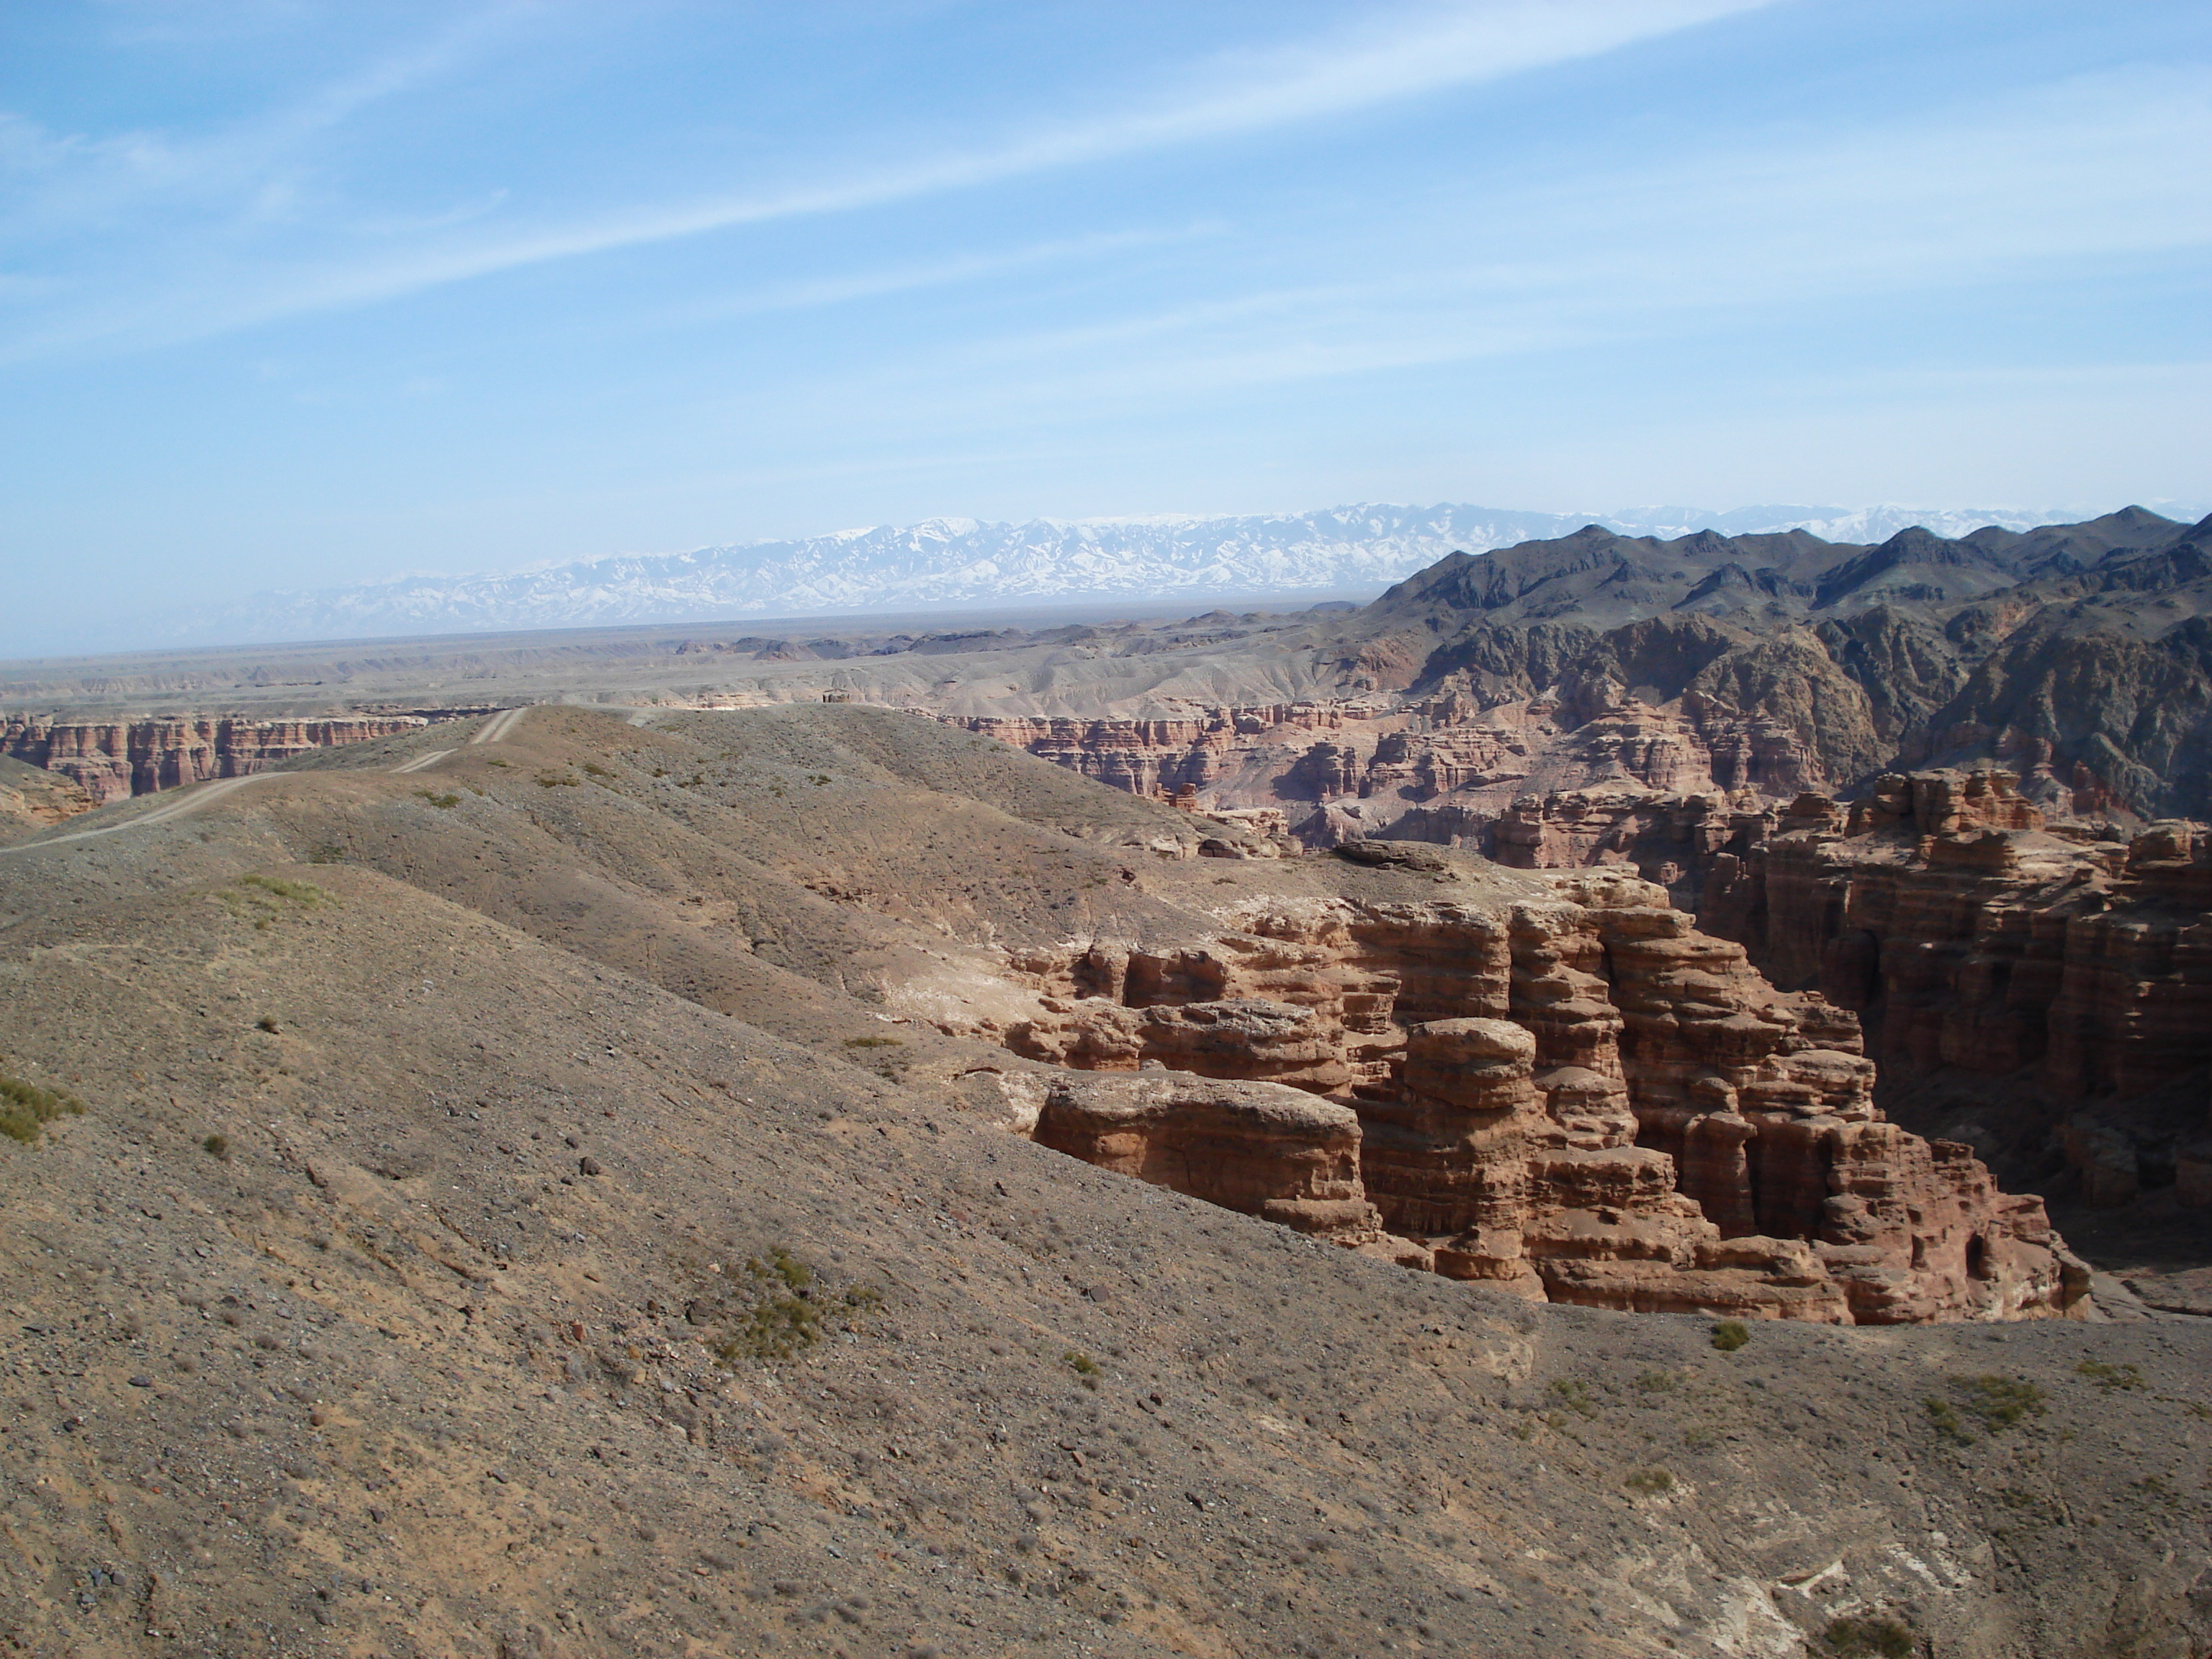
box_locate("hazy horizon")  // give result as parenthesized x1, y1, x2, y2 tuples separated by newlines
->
(7, 495, 2204, 662)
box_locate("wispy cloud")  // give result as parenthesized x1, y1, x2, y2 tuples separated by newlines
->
(1, 5, 524, 236)
(0, 0, 1773, 359)
(774, 63, 2212, 418)
(634, 227, 1215, 334)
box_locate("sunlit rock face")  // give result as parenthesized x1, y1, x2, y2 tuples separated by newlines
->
(1033, 1073, 1392, 1250)
(1001, 853, 2085, 1324)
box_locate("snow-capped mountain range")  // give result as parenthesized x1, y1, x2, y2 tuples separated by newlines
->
(144, 501, 2133, 648)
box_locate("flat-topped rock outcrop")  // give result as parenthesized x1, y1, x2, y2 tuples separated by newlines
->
(996, 848, 2083, 1323)
(1033, 1073, 1393, 1248)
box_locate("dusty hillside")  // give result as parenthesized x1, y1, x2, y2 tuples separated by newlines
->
(0, 706, 2208, 1657)
(0, 756, 93, 837)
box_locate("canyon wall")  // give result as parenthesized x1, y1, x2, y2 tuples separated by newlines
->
(947, 688, 1856, 869)
(1693, 773, 2212, 1211)
(986, 849, 2082, 1324)
(948, 705, 1374, 801)
(0, 714, 426, 806)
(954, 686, 2209, 1224)
(1331, 765, 2211, 1217)
(947, 693, 1804, 812)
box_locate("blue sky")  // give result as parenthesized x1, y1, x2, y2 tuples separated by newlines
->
(1, 0, 2207, 637)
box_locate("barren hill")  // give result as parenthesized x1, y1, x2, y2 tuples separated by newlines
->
(1, 705, 2208, 1655)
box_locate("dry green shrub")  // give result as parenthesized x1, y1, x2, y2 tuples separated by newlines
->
(1549, 1378, 1597, 1418)
(698, 1248, 881, 1366)
(1622, 1467, 1674, 1497)
(0, 1076, 84, 1144)
(221, 873, 331, 930)
(240, 873, 324, 902)
(1820, 1614, 1914, 1657)
(2076, 1359, 2143, 1391)
(1710, 1320, 1750, 1352)
(719, 1259, 819, 1361)
(1958, 1374, 2047, 1429)
(1928, 1374, 2047, 1444)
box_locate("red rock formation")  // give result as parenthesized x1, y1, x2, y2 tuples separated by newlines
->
(1700, 775, 2212, 1213)
(992, 855, 2082, 1323)
(1361, 727, 1529, 799)
(947, 704, 1369, 802)
(1, 715, 427, 804)
(1285, 741, 1363, 801)
(1033, 1074, 1395, 1249)
(1484, 788, 1763, 881)
(2046, 823, 2212, 1102)
(950, 688, 1833, 837)
(1010, 997, 1352, 1092)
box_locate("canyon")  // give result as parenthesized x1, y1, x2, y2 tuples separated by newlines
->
(4, 511, 2203, 1267)
(930, 505, 2212, 827)
(1003, 849, 2082, 1325)
(0, 698, 2081, 1331)
(904, 512, 2212, 1265)
(943, 722, 2212, 1242)
(0, 713, 428, 804)
(1, 698, 2205, 1655)
(3, 511, 2203, 1268)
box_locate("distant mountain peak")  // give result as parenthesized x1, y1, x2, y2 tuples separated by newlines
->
(89, 499, 2188, 655)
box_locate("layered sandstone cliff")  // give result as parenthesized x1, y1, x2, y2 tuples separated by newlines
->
(1692, 772, 2212, 1213)
(1033, 1074, 1393, 1248)
(0, 714, 426, 805)
(949, 705, 1378, 803)
(948, 688, 1818, 826)
(1323, 763, 2212, 1220)
(992, 848, 2082, 1323)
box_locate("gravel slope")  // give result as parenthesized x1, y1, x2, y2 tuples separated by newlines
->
(0, 706, 2206, 1657)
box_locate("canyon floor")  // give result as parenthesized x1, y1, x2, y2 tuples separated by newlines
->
(1, 704, 2208, 1658)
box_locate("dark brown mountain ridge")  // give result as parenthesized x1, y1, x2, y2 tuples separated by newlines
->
(1304, 507, 2212, 819)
